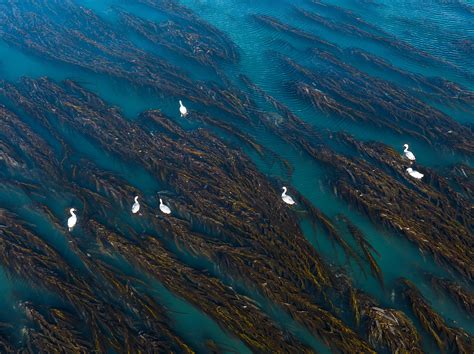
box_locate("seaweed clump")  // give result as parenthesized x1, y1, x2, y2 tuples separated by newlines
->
(428, 276, 474, 317)
(0, 77, 375, 352)
(280, 51, 474, 154)
(401, 279, 474, 353)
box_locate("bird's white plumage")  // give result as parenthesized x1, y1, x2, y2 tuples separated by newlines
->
(281, 186, 296, 205)
(132, 196, 140, 214)
(406, 167, 424, 179)
(159, 198, 171, 214)
(179, 100, 188, 117)
(403, 144, 416, 161)
(67, 208, 77, 231)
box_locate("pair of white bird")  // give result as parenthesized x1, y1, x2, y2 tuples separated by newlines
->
(403, 144, 424, 180)
(67, 197, 171, 232)
(131, 196, 171, 215)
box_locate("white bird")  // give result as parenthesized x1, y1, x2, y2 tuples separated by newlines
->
(67, 208, 77, 232)
(159, 198, 171, 214)
(281, 186, 296, 205)
(131, 196, 140, 214)
(406, 167, 424, 180)
(403, 144, 416, 161)
(179, 100, 188, 117)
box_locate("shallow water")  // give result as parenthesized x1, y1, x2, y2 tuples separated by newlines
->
(0, 0, 473, 352)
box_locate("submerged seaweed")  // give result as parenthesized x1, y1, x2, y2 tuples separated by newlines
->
(0, 0, 472, 352)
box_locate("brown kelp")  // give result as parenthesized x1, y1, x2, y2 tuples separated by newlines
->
(309, 0, 386, 34)
(21, 303, 92, 352)
(350, 291, 423, 353)
(0, 0, 248, 121)
(338, 215, 384, 287)
(280, 51, 474, 154)
(444, 164, 474, 201)
(428, 276, 474, 317)
(252, 14, 337, 51)
(346, 47, 474, 106)
(135, 0, 239, 62)
(241, 74, 473, 282)
(332, 132, 473, 232)
(118, 10, 235, 68)
(0, 96, 315, 352)
(325, 273, 423, 353)
(0, 77, 378, 352)
(315, 146, 473, 280)
(401, 279, 474, 353)
(455, 38, 474, 55)
(0, 106, 197, 352)
(241, 74, 429, 352)
(0, 209, 193, 352)
(0, 324, 14, 354)
(295, 6, 460, 70)
(92, 221, 312, 353)
(1, 1, 471, 352)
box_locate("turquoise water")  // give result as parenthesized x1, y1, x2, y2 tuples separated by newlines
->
(0, 0, 473, 352)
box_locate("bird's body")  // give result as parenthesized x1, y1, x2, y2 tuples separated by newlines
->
(132, 196, 140, 214)
(159, 198, 171, 214)
(403, 144, 416, 161)
(179, 100, 188, 117)
(67, 208, 77, 232)
(406, 167, 424, 179)
(281, 186, 296, 205)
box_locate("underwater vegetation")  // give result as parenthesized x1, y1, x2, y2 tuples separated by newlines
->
(0, 0, 472, 352)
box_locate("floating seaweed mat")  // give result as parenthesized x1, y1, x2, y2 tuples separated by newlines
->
(320, 270, 423, 353)
(345, 47, 474, 106)
(0, 0, 248, 121)
(118, 10, 233, 69)
(0, 77, 377, 352)
(1, 74, 443, 353)
(308, 0, 389, 35)
(428, 275, 474, 318)
(338, 215, 384, 288)
(294, 5, 469, 77)
(443, 164, 474, 202)
(324, 151, 473, 281)
(0, 209, 193, 353)
(331, 132, 473, 232)
(0, 99, 310, 353)
(21, 303, 92, 352)
(252, 14, 337, 51)
(279, 51, 474, 155)
(401, 279, 474, 353)
(135, 0, 239, 62)
(90, 220, 313, 353)
(349, 290, 423, 353)
(238, 73, 473, 282)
